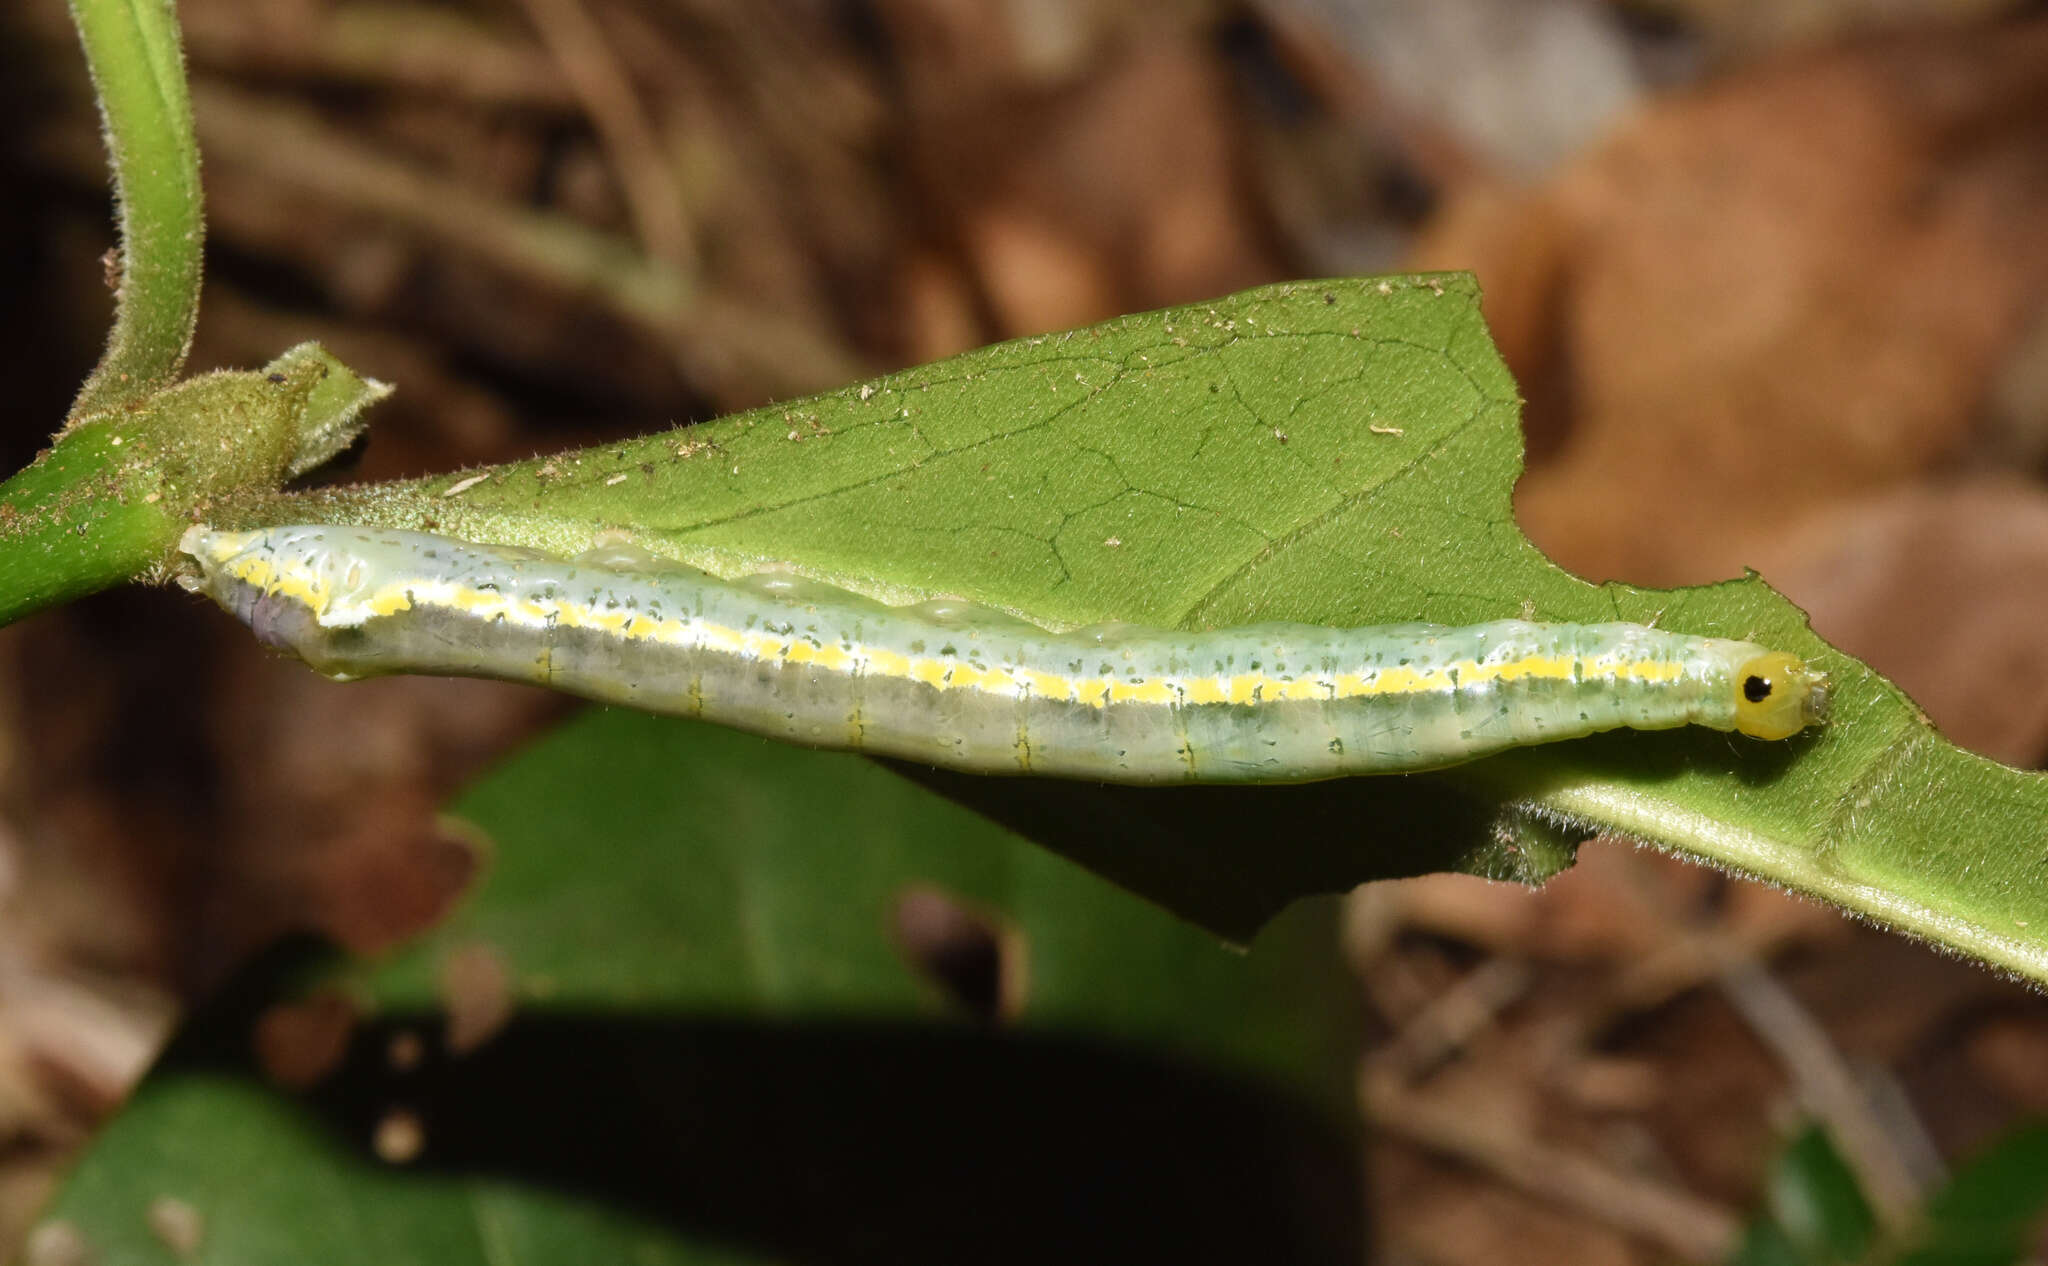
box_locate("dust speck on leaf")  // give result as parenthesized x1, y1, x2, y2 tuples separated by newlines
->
(23, 1221, 89, 1266)
(387, 1029, 425, 1071)
(440, 941, 515, 1055)
(373, 1109, 426, 1164)
(146, 1197, 203, 1259)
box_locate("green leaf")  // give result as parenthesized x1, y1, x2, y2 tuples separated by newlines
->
(1896, 1125, 2048, 1266)
(64, 0, 206, 421)
(1731, 1126, 1876, 1266)
(1730, 1222, 1816, 1266)
(0, 344, 387, 626)
(36, 710, 1363, 1263)
(268, 342, 395, 479)
(207, 274, 2048, 980)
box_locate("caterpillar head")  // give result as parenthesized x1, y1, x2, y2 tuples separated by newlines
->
(1733, 652, 1829, 741)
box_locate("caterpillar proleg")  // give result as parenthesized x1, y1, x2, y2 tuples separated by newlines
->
(180, 525, 1829, 785)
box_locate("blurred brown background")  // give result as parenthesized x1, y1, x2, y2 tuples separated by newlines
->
(3, 0, 2048, 1259)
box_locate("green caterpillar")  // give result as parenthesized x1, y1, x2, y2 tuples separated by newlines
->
(181, 524, 1829, 784)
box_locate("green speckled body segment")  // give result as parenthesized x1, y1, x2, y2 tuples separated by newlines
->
(179, 525, 1823, 784)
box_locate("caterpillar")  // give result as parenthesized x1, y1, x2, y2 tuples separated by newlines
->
(179, 524, 1829, 785)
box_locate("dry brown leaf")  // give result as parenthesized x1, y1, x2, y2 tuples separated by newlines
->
(899, 31, 1285, 338)
(1391, 844, 1721, 963)
(1414, 21, 2048, 585)
(303, 812, 485, 956)
(965, 206, 1122, 335)
(1749, 479, 2048, 764)
(1658, 0, 2029, 55)
(251, 989, 357, 1090)
(1963, 1013, 2048, 1115)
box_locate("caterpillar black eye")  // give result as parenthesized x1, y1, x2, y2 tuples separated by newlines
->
(1733, 652, 1827, 741)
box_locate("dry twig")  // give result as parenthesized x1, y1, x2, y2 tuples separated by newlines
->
(1362, 1064, 1743, 1263)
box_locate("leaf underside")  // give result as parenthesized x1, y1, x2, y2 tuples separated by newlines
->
(217, 273, 2048, 981)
